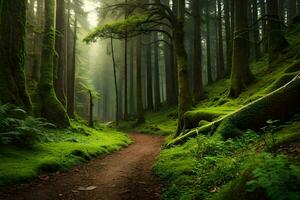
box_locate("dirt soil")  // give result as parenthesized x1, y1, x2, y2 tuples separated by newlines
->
(0, 133, 165, 200)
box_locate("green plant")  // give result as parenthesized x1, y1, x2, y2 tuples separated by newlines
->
(246, 153, 300, 200)
(0, 103, 54, 147)
(261, 119, 280, 149)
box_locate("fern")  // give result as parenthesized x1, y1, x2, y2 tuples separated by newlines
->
(0, 103, 54, 147)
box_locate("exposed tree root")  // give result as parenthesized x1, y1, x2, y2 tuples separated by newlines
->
(167, 73, 300, 147)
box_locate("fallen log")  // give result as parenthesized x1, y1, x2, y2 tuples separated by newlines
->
(167, 73, 300, 147)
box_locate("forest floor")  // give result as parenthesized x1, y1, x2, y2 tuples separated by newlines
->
(0, 133, 165, 200)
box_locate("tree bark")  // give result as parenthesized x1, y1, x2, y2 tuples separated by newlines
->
(55, 0, 66, 106)
(0, 0, 32, 111)
(252, 0, 261, 61)
(110, 38, 119, 126)
(192, 0, 203, 101)
(88, 90, 94, 127)
(217, 0, 225, 79)
(224, 0, 232, 75)
(229, 0, 253, 98)
(206, 2, 213, 84)
(39, 0, 69, 127)
(136, 36, 145, 124)
(153, 32, 161, 111)
(175, 0, 193, 136)
(67, 13, 77, 118)
(288, 0, 297, 25)
(146, 35, 154, 111)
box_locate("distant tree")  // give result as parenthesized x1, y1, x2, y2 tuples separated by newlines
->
(192, 0, 204, 101)
(0, 0, 32, 110)
(84, 0, 192, 134)
(136, 35, 145, 124)
(229, 0, 254, 98)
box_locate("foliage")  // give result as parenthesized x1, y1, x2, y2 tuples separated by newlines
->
(246, 153, 300, 200)
(0, 104, 53, 147)
(260, 119, 281, 150)
(0, 121, 131, 185)
(83, 14, 150, 42)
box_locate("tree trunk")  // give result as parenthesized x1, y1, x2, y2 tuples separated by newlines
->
(129, 39, 135, 113)
(67, 14, 77, 118)
(55, 0, 66, 106)
(0, 0, 32, 111)
(206, 2, 213, 84)
(136, 36, 145, 124)
(110, 38, 119, 126)
(252, 0, 261, 61)
(224, 0, 232, 75)
(88, 90, 94, 127)
(266, 0, 289, 62)
(146, 35, 154, 111)
(229, 0, 253, 98)
(259, 0, 268, 54)
(217, 0, 225, 80)
(39, 0, 69, 127)
(153, 32, 161, 111)
(288, 0, 297, 24)
(175, 0, 193, 136)
(192, 0, 203, 101)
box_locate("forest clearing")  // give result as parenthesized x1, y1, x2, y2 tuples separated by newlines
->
(0, 0, 300, 200)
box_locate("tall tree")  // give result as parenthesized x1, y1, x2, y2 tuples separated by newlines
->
(153, 32, 161, 111)
(252, 0, 261, 60)
(124, 0, 129, 120)
(55, 0, 67, 106)
(217, 0, 225, 79)
(206, 1, 213, 84)
(224, 0, 232, 74)
(175, 0, 192, 135)
(266, 0, 289, 62)
(39, 0, 69, 127)
(0, 0, 32, 110)
(229, 0, 253, 97)
(192, 0, 203, 101)
(288, 0, 297, 24)
(146, 35, 154, 111)
(136, 36, 145, 124)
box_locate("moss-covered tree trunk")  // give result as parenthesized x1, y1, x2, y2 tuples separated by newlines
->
(39, 0, 69, 127)
(55, 0, 66, 106)
(168, 73, 300, 146)
(229, 0, 253, 98)
(192, 0, 203, 102)
(67, 14, 77, 118)
(0, 0, 32, 111)
(175, 0, 193, 136)
(136, 35, 145, 124)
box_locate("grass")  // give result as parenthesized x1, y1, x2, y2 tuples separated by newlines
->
(0, 121, 131, 185)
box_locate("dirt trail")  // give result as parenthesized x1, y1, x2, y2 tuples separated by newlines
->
(0, 133, 165, 200)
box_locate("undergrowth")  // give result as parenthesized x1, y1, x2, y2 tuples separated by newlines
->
(0, 119, 131, 185)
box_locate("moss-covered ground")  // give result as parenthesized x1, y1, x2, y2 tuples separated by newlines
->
(134, 26, 300, 200)
(0, 121, 131, 186)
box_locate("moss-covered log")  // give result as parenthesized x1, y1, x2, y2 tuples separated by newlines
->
(0, 0, 31, 111)
(39, 0, 70, 127)
(168, 73, 300, 146)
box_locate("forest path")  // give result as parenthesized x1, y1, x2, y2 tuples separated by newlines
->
(0, 133, 165, 200)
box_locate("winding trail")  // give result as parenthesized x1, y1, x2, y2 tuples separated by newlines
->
(0, 133, 165, 200)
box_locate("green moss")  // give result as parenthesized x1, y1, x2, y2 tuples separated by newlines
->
(0, 121, 131, 185)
